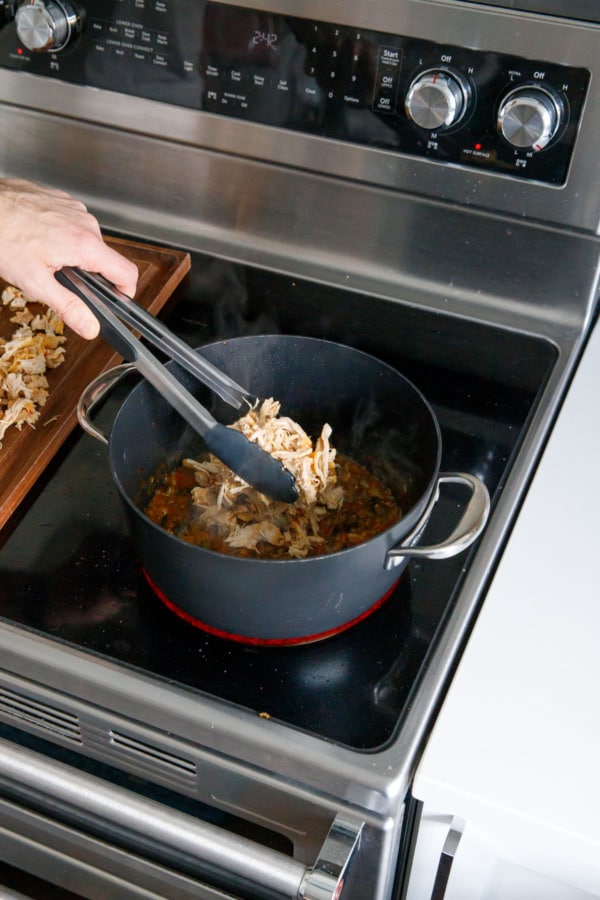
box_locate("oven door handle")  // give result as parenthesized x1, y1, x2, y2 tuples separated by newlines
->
(0, 736, 362, 900)
(430, 820, 464, 900)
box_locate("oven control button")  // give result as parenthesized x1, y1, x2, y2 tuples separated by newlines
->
(497, 86, 563, 151)
(405, 69, 470, 130)
(15, 0, 80, 52)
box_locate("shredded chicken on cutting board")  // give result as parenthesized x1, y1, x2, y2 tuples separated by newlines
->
(183, 398, 345, 558)
(0, 285, 66, 447)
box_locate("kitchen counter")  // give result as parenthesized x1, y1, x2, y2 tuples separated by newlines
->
(410, 314, 600, 898)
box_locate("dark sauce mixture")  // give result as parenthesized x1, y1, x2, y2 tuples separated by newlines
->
(144, 454, 401, 559)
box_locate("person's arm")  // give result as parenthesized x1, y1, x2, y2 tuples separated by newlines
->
(0, 178, 139, 339)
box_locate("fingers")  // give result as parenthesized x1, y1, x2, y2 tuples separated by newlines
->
(37, 239, 139, 338)
(78, 240, 139, 299)
(20, 268, 101, 339)
(48, 242, 139, 338)
(45, 281, 102, 340)
(0, 179, 140, 339)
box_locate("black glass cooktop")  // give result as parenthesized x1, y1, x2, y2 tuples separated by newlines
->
(0, 252, 556, 750)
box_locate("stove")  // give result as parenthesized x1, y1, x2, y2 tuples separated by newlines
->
(0, 2, 598, 899)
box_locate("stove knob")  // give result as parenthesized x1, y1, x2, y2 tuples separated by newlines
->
(497, 86, 563, 151)
(405, 69, 470, 130)
(15, 0, 80, 52)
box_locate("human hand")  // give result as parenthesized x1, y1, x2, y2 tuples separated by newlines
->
(0, 178, 139, 339)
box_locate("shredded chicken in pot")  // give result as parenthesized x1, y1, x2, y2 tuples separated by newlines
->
(0, 285, 66, 447)
(184, 398, 344, 558)
(145, 398, 401, 560)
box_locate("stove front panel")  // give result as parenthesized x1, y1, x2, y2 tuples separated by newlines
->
(0, 0, 590, 186)
(1, 0, 600, 230)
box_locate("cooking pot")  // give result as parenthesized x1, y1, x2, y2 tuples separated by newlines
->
(79, 335, 490, 645)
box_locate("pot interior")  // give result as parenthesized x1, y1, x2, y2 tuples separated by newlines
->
(110, 335, 441, 530)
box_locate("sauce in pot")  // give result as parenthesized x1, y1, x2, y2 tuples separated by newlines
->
(144, 454, 401, 559)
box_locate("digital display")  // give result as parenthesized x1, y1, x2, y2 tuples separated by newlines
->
(252, 30, 279, 49)
(199, 3, 407, 147)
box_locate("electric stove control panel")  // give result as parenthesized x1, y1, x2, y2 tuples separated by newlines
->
(0, 0, 590, 184)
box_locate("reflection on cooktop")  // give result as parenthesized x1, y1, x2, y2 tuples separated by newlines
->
(0, 525, 427, 749)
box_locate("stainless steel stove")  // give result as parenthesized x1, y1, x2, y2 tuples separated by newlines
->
(0, 1, 598, 898)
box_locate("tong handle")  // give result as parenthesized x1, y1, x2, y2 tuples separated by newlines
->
(71, 268, 251, 410)
(56, 268, 217, 436)
(57, 267, 298, 503)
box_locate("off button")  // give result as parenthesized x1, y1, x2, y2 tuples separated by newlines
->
(373, 45, 401, 114)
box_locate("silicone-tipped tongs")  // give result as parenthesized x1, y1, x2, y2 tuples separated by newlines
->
(56, 267, 298, 503)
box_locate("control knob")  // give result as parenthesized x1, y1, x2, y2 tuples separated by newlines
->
(497, 85, 563, 151)
(15, 0, 80, 52)
(405, 69, 471, 130)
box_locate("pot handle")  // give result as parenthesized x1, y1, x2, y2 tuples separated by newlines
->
(385, 472, 490, 569)
(77, 362, 137, 446)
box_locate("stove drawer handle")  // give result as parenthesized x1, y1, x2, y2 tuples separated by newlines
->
(429, 820, 464, 900)
(300, 816, 363, 899)
(386, 472, 490, 567)
(77, 362, 137, 445)
(0, 735, 363, 900)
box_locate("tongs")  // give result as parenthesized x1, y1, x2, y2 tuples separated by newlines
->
(56, 267, 298, 503)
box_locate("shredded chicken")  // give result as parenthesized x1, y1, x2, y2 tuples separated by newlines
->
(183, 398, 345, 558)
(0, 285, 66, 446)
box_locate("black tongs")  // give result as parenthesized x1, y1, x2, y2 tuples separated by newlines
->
(56, 267, 298, 503)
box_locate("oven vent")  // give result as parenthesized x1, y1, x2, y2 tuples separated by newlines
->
(0, 687, 82, 743)
(109, 731, 197, 778)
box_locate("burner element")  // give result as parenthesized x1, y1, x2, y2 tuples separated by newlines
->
(144, 570, 400, 646)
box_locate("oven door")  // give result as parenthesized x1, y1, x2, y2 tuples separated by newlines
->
(0, 735, 363, 900)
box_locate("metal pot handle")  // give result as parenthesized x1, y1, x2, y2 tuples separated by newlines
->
(77, 362, 137, 446)
(385, 473, 490, 568)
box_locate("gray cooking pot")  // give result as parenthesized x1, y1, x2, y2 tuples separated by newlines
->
(78, 335, 489, 644)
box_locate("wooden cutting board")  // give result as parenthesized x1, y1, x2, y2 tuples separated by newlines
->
(0, 236, 191, 531)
